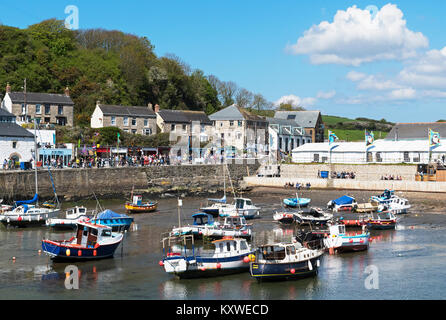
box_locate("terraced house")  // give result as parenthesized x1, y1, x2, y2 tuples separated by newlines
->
(90, 102, 157, 135)
(1, 83, 74, 126)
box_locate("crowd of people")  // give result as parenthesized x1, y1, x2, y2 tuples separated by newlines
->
(284, 182, 311, 190)
(69, 154, 171, 169)
(380, 175, 403, 181)
(330, 171, 356, 179)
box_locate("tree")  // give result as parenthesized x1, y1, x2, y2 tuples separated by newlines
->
(235, 88, 253, 109)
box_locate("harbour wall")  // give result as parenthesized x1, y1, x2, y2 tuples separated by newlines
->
(0, 163, 260, 201)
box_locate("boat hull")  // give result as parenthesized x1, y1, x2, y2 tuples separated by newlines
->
(283, 198, 311, 208)
(41, 239, 122, 262)
(1, 209, 60, 228)
(366, 222, 396, 230)
(91, 218, 133, 232)
(250, 257, 320, 282)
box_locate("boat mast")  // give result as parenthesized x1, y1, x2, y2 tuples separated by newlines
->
(34, 117, 39, 207)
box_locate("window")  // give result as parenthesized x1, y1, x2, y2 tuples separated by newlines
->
(44, 117, 50, 123)
(12, 141, 17, 149)
(131, 118, 136, 126)
(182, 124, 187, 131)
(229, 120, 234, 126)
(144, 119, 148, 127)
(220, 122, 223, 127)
(240, 241, 247, 250)
(35, 104, 41, 114)
(45, 104, 51, 114)
(238, 120, 243, 127)
(111, 116, 116, 125)
(404, 152, 410, 162)
(287, 115, 296, 120)
(101, 230, 111, 237)
(171, 124, 175, 131)
(123, 117, 129, 126)
(226, 242, 231, 252)
(131, 129, 137, 134)
(144, 128, 152, 135)
(58, 105, 63, 115)
(314, 154, 319, 162)
(21, 104, 26, 115)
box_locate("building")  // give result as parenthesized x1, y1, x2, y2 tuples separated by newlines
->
(0, 108, 35, 167)
(1, 83, 74, 126)
(209, 105, 268, 156)
(274, 110, 324, 142)
(156, 109, 213, 142)
(267, 117, 311, 157)
(90, 102, 157, 135)
(386, 122, 446, 141)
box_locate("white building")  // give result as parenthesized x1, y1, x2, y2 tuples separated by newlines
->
(292, 140, 446, 164)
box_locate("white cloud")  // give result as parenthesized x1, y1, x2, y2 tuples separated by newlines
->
(388, 88, 417, 100)
(346, 71, 367, 81)
(274, 94, 317, 108)
(286, 4, 428, 66)
(316, 90, 336, 99)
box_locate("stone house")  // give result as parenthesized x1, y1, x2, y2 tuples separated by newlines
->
(274, 110, 325, 143)
(209, 105, 269, 156)
(90, 102, 157, 135)
(1, 83, 74, 126)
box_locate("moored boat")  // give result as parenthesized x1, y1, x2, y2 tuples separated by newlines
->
(201, 216, 252, 239)
(293, 207, 333, 225)
(41, 220, 123, 261)
(170, 212, 218, 238)
(125, 195, 158, 213)
(46, 206, 93, 230)
(327, 195, 358, 212)
(323, 224, 370, 253)
(273, 212, 296, 225)
(219, 197, 261, 220)
(160, 235, 254, 279)
(366, 212, 397, 230)
(283, 196, 311, 208)
(91, 209, 134, 232)
(249, 240, 323, 282)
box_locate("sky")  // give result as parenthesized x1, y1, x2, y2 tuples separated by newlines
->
(2, 0, 446, 123)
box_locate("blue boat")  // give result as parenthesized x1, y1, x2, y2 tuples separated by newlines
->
(283, 197, 311, 208)
(91, 209, 134, 232)
(41, 220, 123, 261)
(250, 241, 323, 282)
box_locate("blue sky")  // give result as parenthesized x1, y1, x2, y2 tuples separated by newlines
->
(3, 1, 446, 122)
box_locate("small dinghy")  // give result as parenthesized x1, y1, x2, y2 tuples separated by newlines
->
(273, 212, 296, 225)
(125, 195, 158, 213)
(41, 220, 123, 261)
(160, 235, 254, 279)
(365, 212, 397, 230)
(283, 196, 311, 208)
(170, 212, 218, 238)
(249, 239, 323, 282)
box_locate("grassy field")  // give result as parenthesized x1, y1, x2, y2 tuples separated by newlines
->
(325, 128, 388, 142)
(322, 115, 356, 125)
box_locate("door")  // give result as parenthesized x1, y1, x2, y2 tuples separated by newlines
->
(81, 227, 89, 247)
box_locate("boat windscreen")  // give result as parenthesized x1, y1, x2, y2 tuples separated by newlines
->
(260, 246, 286, 261)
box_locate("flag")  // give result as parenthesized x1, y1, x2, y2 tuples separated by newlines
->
(429, 129, 441, 148)
(328, 131, 338, 145)
(365, 130, 374, 147)
(78, 139, 81, 148)
(117, 132, 121, 144)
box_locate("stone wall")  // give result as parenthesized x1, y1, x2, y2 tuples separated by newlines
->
(0, 162, 260, 201)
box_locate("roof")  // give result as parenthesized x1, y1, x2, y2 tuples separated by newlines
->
(292, 139, 446, 153)
(7, 92, 74, 105)
(209, 105, 266, 122)
(157, 109, 212, 125)
(274, 110, 321, 128)
(0, 108, 15, 118)
(386, 122, 446, 141)
(98, 104, 156, 118)
(0, 122, 35, 138)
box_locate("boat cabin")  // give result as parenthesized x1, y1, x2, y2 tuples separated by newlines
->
(132, 195, 143, 205)
(75, 221, 112, 248)
(66, 206, 87, 219)
(211, 237, 250, 256)
(256, 242, 303, 261)
(328, 224, 346, 236)
(222, 216, 248, 229)
(192, 213, 215, 226)
(235, 198, 255, 209)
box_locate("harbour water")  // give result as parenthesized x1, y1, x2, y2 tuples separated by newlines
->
(1, 189, 446, 300)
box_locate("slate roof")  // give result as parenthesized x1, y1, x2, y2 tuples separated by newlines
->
(0, 108, 15, 119)
(274, 111, 321, 128)
(98, 104, 156, 118)
(7, 92, 74, 105)
(0, 122, 35, 138)
(386, 122, 446, 141)
(157, 109, 212, 125)
(209, 105, 266, 122)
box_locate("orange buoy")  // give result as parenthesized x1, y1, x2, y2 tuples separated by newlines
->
(66, 249, 71, 256)
(93, 250, 97, 257)
(78, 250, 82, 257)
(159, 261, 164, 266)
(243, 256, 250, 263)
(290, 269, 296, 274)
(216, 263, 222, 269)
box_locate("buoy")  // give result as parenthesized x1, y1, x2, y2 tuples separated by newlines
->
(200, 267, 206, 271)
(248, 254, 256, 262)
(12, 257, 16, 262)
(66, 249, 71, 256)
(290, 268, 296, 274)
(78, 250, 82, 257)
(216, 263, 222, 269)
(243, 256, 250, 263)
(38, 249, 42, 254)
(159, 261, 164, 267)
(93, 250, 97, 257)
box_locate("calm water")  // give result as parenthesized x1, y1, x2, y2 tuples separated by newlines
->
(1, 190, 446, 300)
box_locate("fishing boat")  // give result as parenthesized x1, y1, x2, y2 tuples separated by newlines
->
(46, 206, 93, 230)
(201, 216, 252, 239)
(91, 209, 134, 232)
(273, 212, 296, 225)
(125, 194, 158, 213)
(323, 224, 370, 253)
(371, 190, 411, 214)
(365, 212, 397, 230)
(283, 195, 311, 208)
(355, 201, 380, 213)
(249, 239, 323, 282)
(293, 207, 333, 225)
(170, 212, 218, 238)
(219, 197, 261, 220)
(327, 195, 358, 212)
(41, 220, 123, 261)
(160, 235, 254, 279)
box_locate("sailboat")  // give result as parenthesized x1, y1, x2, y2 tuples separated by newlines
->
(0, 119, 61, 227)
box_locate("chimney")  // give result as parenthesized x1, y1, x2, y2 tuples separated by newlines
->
(64, 86, 70, 97)
(154, 104, 160, 113)
(148, 103, 153, 111)
(96, 100, 101, 107)
(6, 82, 11, 93)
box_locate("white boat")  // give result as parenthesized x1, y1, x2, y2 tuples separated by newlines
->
(323, 224, 370, 254)
(161, 235, 254, 279)
(201, 216, 252, 239)
(46, 206, 93, 230)
(169, 212, 219, 238)
(0, 199, 13, 213)
(273, 212, 296, 225)
(293, 208, 333, 225)
(219, 198, 261, 220)
(378, 198, 411, 215)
